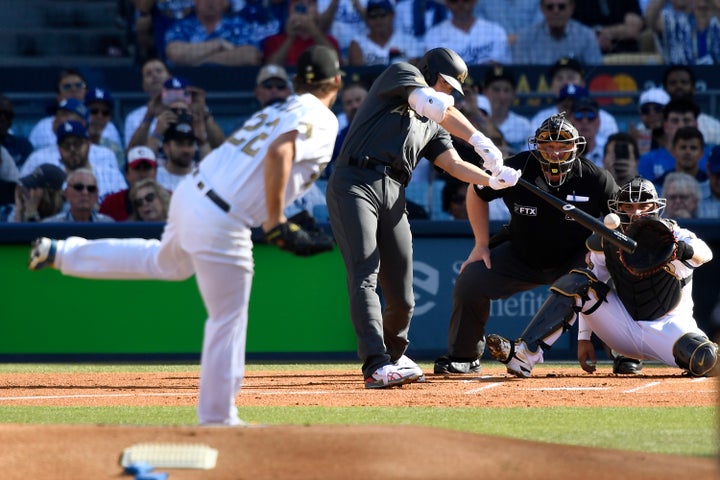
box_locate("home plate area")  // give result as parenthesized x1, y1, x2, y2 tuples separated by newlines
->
(0, 363, 715, 409)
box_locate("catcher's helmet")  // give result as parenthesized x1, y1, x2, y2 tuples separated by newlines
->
(608, 176, 666, 226)
(528, 112, 586, 187)
(418, 48, 468, 94)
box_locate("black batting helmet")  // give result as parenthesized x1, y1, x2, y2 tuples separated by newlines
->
(528, 112, 586, 187)
(417, 48, 468, 94)
(608, 176, 666, 226)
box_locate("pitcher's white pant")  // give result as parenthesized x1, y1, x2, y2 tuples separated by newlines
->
(54, 179, 254, 425)
(582, 288, 705, 368)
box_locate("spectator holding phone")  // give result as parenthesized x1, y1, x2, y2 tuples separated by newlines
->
(128, 76, 224, 155)
(603, 133, 640, 186)
(263, 0, 340, 65)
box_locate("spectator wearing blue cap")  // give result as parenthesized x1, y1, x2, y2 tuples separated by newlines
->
(699, 145, 720, 218)
(568, 96, 604, 167)
(28, 68, 88, 150)
(123, 57, 172, 149)
(530, 58, 618, 148)
(86, 87, 124, 170)
(20, 121, 127, 204)
(128, 76, 225, 157)
(5, 163, 66, 223)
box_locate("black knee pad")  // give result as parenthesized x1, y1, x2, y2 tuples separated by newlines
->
(673, 333, 719, 377)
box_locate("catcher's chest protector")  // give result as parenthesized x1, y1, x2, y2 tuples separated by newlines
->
(604, 244, 683, 320)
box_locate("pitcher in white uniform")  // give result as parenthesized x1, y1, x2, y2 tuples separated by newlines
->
(27, 46, 343, 426)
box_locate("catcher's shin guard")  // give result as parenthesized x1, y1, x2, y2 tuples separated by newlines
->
(519, 268, 609, 352)
(672, 333, 720, 377)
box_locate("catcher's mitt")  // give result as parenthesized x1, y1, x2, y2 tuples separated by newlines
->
(619, 217, 677, 276)
(264, 221, 333, 257)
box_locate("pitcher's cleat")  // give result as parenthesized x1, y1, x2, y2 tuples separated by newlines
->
(28, 237, 57, 271)
(486, 334, 534, 378)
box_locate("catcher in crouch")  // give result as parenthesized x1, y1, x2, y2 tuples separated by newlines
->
(487, 176, 718, 377)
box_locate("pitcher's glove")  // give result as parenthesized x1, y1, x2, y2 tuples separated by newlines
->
(620, 217, 677, 276)
(264, 221, 333, 257)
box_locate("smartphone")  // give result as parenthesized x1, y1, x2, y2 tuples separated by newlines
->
(614, 142, 630, 159)
(294, 3, 307, 13)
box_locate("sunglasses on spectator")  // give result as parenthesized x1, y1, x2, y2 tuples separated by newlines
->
(60, 82, 86, 91)
(543, 2, 568, 11)
(640, 103, 663, 115)
(447, 0, 473, 3)
(573, 110, 597, 121)
(90, 107, 111, 117)
(71, 183, 98, 193)
(367, 10, 389, 18)
(134, 192, 157, 207)
(260, 80, 288, 90)
(0, 109, 13, 119)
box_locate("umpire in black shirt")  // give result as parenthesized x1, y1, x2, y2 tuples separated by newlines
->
(435, 112, 619, 374)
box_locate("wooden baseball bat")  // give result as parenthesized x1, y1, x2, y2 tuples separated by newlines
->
(517, 177, 637, 253)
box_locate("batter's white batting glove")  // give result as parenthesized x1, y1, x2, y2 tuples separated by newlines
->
(469, 131, 504, 176)
(488, 166, 521, 190)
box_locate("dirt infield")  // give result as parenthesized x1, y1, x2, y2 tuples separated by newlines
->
(1, 364, 718, 479)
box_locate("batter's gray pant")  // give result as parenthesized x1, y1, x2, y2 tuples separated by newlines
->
(327, 166, 414, 379)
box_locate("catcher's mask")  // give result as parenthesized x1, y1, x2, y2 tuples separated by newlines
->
(418, 48, 468, 94)
(608, 176, 666, 227)
(528, 112, 586, 187)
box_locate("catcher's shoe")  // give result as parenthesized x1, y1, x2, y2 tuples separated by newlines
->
(365, 363, 423, 389)
(433, 355, 481, 374)
(28, 237, 57, 271)
(486, 334, 533, 378)
(613, 355, 643, 374)
(394, 355, 426, 383)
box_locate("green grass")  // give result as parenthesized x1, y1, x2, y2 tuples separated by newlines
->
(0, 363, 717, 458)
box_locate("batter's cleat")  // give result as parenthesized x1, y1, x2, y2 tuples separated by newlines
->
(365, 363, 423, 389)
(486, 334, 533, 378)
(613, 355, 643, 374)
(28, 237, 57, 271)
(394, 354, 426, 383)
(433, 355, 482, 374)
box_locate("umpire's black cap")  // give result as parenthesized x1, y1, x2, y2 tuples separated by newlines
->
(296, 46, 343, 83)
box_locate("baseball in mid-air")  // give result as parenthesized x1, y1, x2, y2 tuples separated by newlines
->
(604, 213, 621, 230)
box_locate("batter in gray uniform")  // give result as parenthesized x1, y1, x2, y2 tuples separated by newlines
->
(327, 47, 521, 388)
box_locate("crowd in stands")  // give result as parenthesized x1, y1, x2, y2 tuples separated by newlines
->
(2, 0, 720, 223)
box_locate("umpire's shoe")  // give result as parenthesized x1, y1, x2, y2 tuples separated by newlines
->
(28, 237, 57, 271)
(433, 355, 481, 374)
(613, 355, 643, 374)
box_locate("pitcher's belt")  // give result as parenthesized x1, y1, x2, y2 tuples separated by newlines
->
(192, 170, 230, 213)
